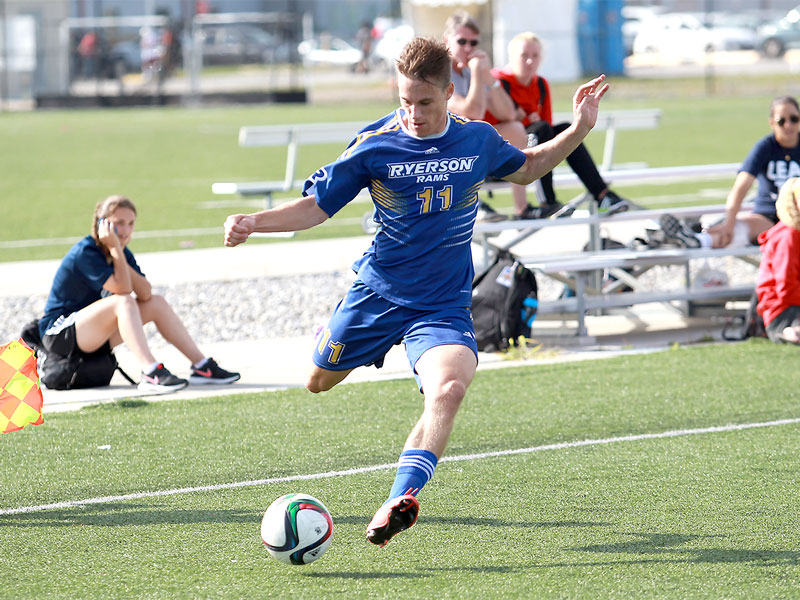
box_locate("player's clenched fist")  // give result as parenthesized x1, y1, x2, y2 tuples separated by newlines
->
(224, 214, 256, 247)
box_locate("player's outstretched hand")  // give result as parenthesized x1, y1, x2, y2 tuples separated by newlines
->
(572, 74, 609, 135)
(224, 214, 256, 247)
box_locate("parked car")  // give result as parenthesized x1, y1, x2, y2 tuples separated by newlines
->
(757, 5, 800, 58)
(632, 12, 755, 61)
(201, 23, 287, 65)
(703, 12, 758, 50)
(621, 6, 663, 56)
(297, 37, 362, 67)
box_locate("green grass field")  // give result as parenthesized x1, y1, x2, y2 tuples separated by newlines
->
(2, 341, 800, 599)
(0, 75, 779, 262)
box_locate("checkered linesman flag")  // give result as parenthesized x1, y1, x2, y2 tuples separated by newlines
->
(0, 338, 44, 434)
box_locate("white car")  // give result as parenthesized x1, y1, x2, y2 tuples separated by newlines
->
(633, 12, 755, 61)
(297, 37, 362, 66)
(372, 24, 415, 68)
(621, 6, 664, 55)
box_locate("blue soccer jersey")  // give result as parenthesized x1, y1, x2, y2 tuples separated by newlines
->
(741, 133, 800, 220)
(303, 109, 526, 310)
(40, 235, 143, 338)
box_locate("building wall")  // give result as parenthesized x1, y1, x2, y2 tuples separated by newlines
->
(493, 0, 581, 82)
(1, 0, 69, 98)
(400, 1, 495, 61)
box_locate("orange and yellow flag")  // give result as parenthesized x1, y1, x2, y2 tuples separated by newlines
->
(0, 338, 44, 434)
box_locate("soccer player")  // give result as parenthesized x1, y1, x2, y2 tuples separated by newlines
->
(224, 37, 608, 547)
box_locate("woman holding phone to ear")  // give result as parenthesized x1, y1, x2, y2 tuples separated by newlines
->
(39, 195, 239, 392)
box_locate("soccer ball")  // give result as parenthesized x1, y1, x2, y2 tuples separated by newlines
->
(260, 493, 333, 565)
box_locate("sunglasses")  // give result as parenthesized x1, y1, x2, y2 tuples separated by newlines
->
(456, 38, 479, 47)
(776, 115, 800, 127)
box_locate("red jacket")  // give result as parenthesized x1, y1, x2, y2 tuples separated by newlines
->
(756, 222, 800, 325)
(485, 68, 553, 127)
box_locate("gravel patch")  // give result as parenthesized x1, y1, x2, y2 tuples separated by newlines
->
(1, 257, 757, 348)
(3, 271, 354, 349)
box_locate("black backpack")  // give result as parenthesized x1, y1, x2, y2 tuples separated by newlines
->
(722, 291, 767, 341)
(471, 251, 538, 352)
(20, 319, 135, 390)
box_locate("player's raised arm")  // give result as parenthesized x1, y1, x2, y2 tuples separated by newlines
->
(224, 195, 329, 247)
(503, 74, 608, 186)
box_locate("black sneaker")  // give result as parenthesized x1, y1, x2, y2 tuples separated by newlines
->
(138, 364, 188, 393)
(189, 358, 241, 385)
(596, 190, 632, 216)
(659, 214, 701, 248)
(476, 200, 507, 222)
(515, 201, 573, 220)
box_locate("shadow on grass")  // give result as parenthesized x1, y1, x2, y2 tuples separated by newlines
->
(304, 572, 430, 580)
(81, 398, 150, 411)
(333, 514, 612, 529)
(0, 502, 260, 527)
(560, 532, 800, 567)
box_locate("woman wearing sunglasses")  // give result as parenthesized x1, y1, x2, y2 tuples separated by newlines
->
(706, 96, 800, 248)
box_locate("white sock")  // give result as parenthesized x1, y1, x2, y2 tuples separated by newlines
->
(145, 361, 161, 375)
(695, 232, 712, 248)
(192, 357, 210, 369)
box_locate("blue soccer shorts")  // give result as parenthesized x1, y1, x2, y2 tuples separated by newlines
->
(312, 280, 478, 375)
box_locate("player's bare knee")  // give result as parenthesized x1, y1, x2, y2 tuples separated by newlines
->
(305, 378, 323, 393)
(430, 378, 467, 410)
(305, 373, 329, 393)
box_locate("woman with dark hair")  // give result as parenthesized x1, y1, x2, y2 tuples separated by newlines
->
(708, 96, 800, 247)
(662, 96, 800, 249)
(39, 195, 239, 392)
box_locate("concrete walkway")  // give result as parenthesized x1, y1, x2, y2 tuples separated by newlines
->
(2, 230, 735, 414)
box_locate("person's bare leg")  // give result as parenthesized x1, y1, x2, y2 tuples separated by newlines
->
(710, 214, 773, 248)
(404, 344, 477, 458)
(75, 295, 156, 368)
(137, 294, 204, 365)
(742, 213, 775, 244)
(365, 344, 477, 547)
(306, 365, 354, 393)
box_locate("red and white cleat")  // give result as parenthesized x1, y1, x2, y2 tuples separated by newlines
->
(365, 494, 419, 547)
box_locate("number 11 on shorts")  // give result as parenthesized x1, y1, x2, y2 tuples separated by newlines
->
(317, 328, 345, 364)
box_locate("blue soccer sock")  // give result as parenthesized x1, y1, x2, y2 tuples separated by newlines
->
(387, 449, 438, 501)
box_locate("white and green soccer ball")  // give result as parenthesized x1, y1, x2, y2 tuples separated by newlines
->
(260, 493, 333, 565)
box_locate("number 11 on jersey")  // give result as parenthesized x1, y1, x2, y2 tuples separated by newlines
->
(417, 185, 452, 214)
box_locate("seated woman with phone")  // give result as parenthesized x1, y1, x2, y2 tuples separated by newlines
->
(38, 194, 239, 392)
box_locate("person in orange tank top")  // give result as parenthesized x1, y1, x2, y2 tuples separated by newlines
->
(490, 32, 632, 217)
